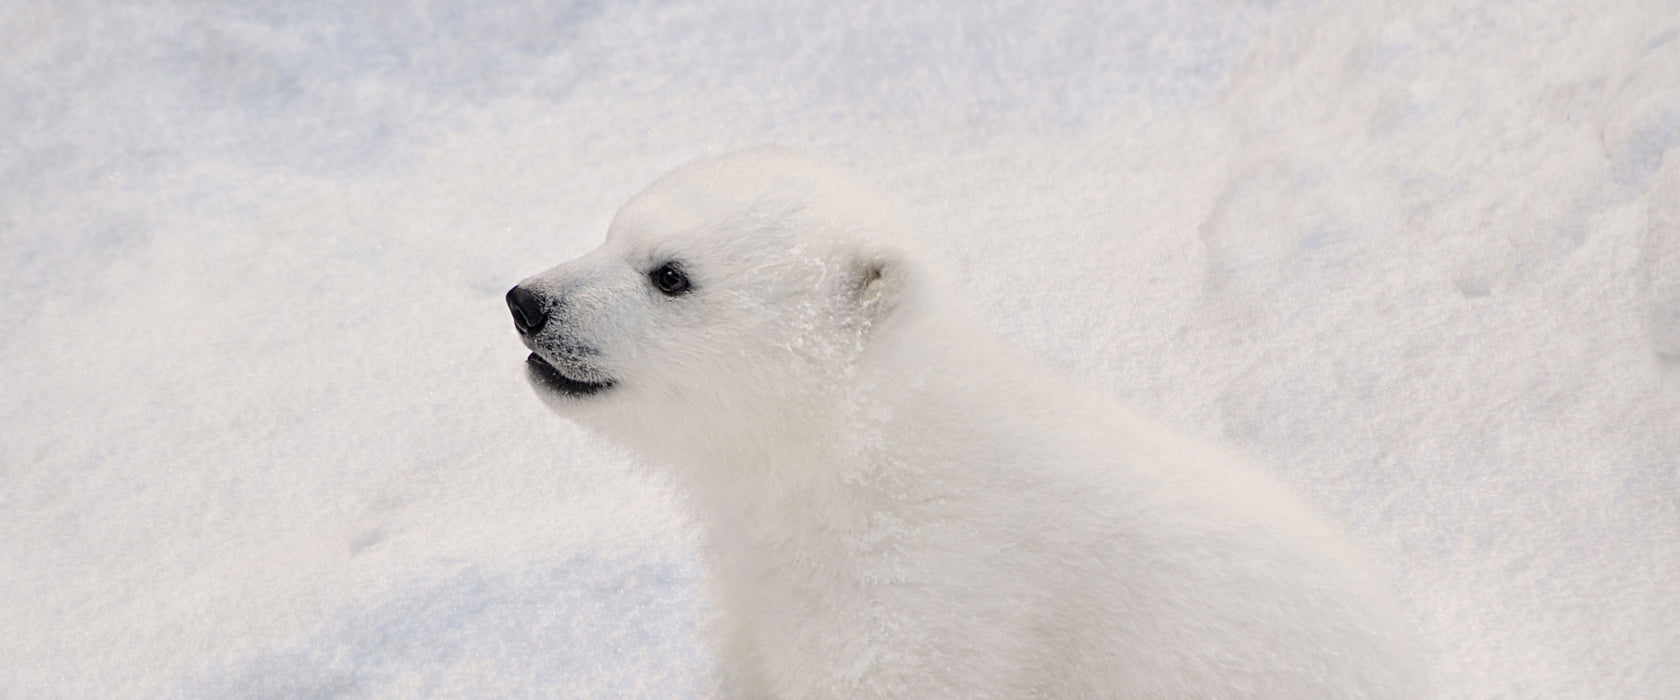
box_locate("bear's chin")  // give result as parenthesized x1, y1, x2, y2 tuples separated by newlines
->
(525, 353, 614, 397)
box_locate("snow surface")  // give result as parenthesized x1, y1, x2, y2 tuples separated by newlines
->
(3, 0, 1677, 697)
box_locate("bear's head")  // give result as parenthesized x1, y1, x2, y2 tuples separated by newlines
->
(507, 148, 917, 463)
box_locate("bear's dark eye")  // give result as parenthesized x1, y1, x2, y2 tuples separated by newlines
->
(650, 262, 691, 296)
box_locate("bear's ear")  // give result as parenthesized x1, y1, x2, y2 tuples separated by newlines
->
(849, 248, 906, 333)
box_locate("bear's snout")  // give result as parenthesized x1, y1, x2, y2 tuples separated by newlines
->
(506, 285, 549, 336)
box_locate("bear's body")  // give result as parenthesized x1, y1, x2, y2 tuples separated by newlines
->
(509, 148, 1426, 698)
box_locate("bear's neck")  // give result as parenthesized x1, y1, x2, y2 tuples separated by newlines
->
(662, 305, 1073, 584)
(672, 406, 901, 507)
(673, 336, 1016, 582)
(677, 425, 946, 588)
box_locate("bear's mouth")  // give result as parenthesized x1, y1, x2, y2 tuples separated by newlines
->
(525, 353, 613, 396)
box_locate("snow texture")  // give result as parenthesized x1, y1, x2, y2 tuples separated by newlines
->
(1, 0, 1676, 697)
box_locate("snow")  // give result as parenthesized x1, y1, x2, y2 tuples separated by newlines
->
(2, 0, 1676, 697)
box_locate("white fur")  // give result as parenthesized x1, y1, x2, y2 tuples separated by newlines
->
(514, 148, 1428, 698)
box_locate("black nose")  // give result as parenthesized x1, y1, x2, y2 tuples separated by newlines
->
(506, 285, 548, 336)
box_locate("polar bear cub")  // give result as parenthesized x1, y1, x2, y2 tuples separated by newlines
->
(507, 148, 1427, 698)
